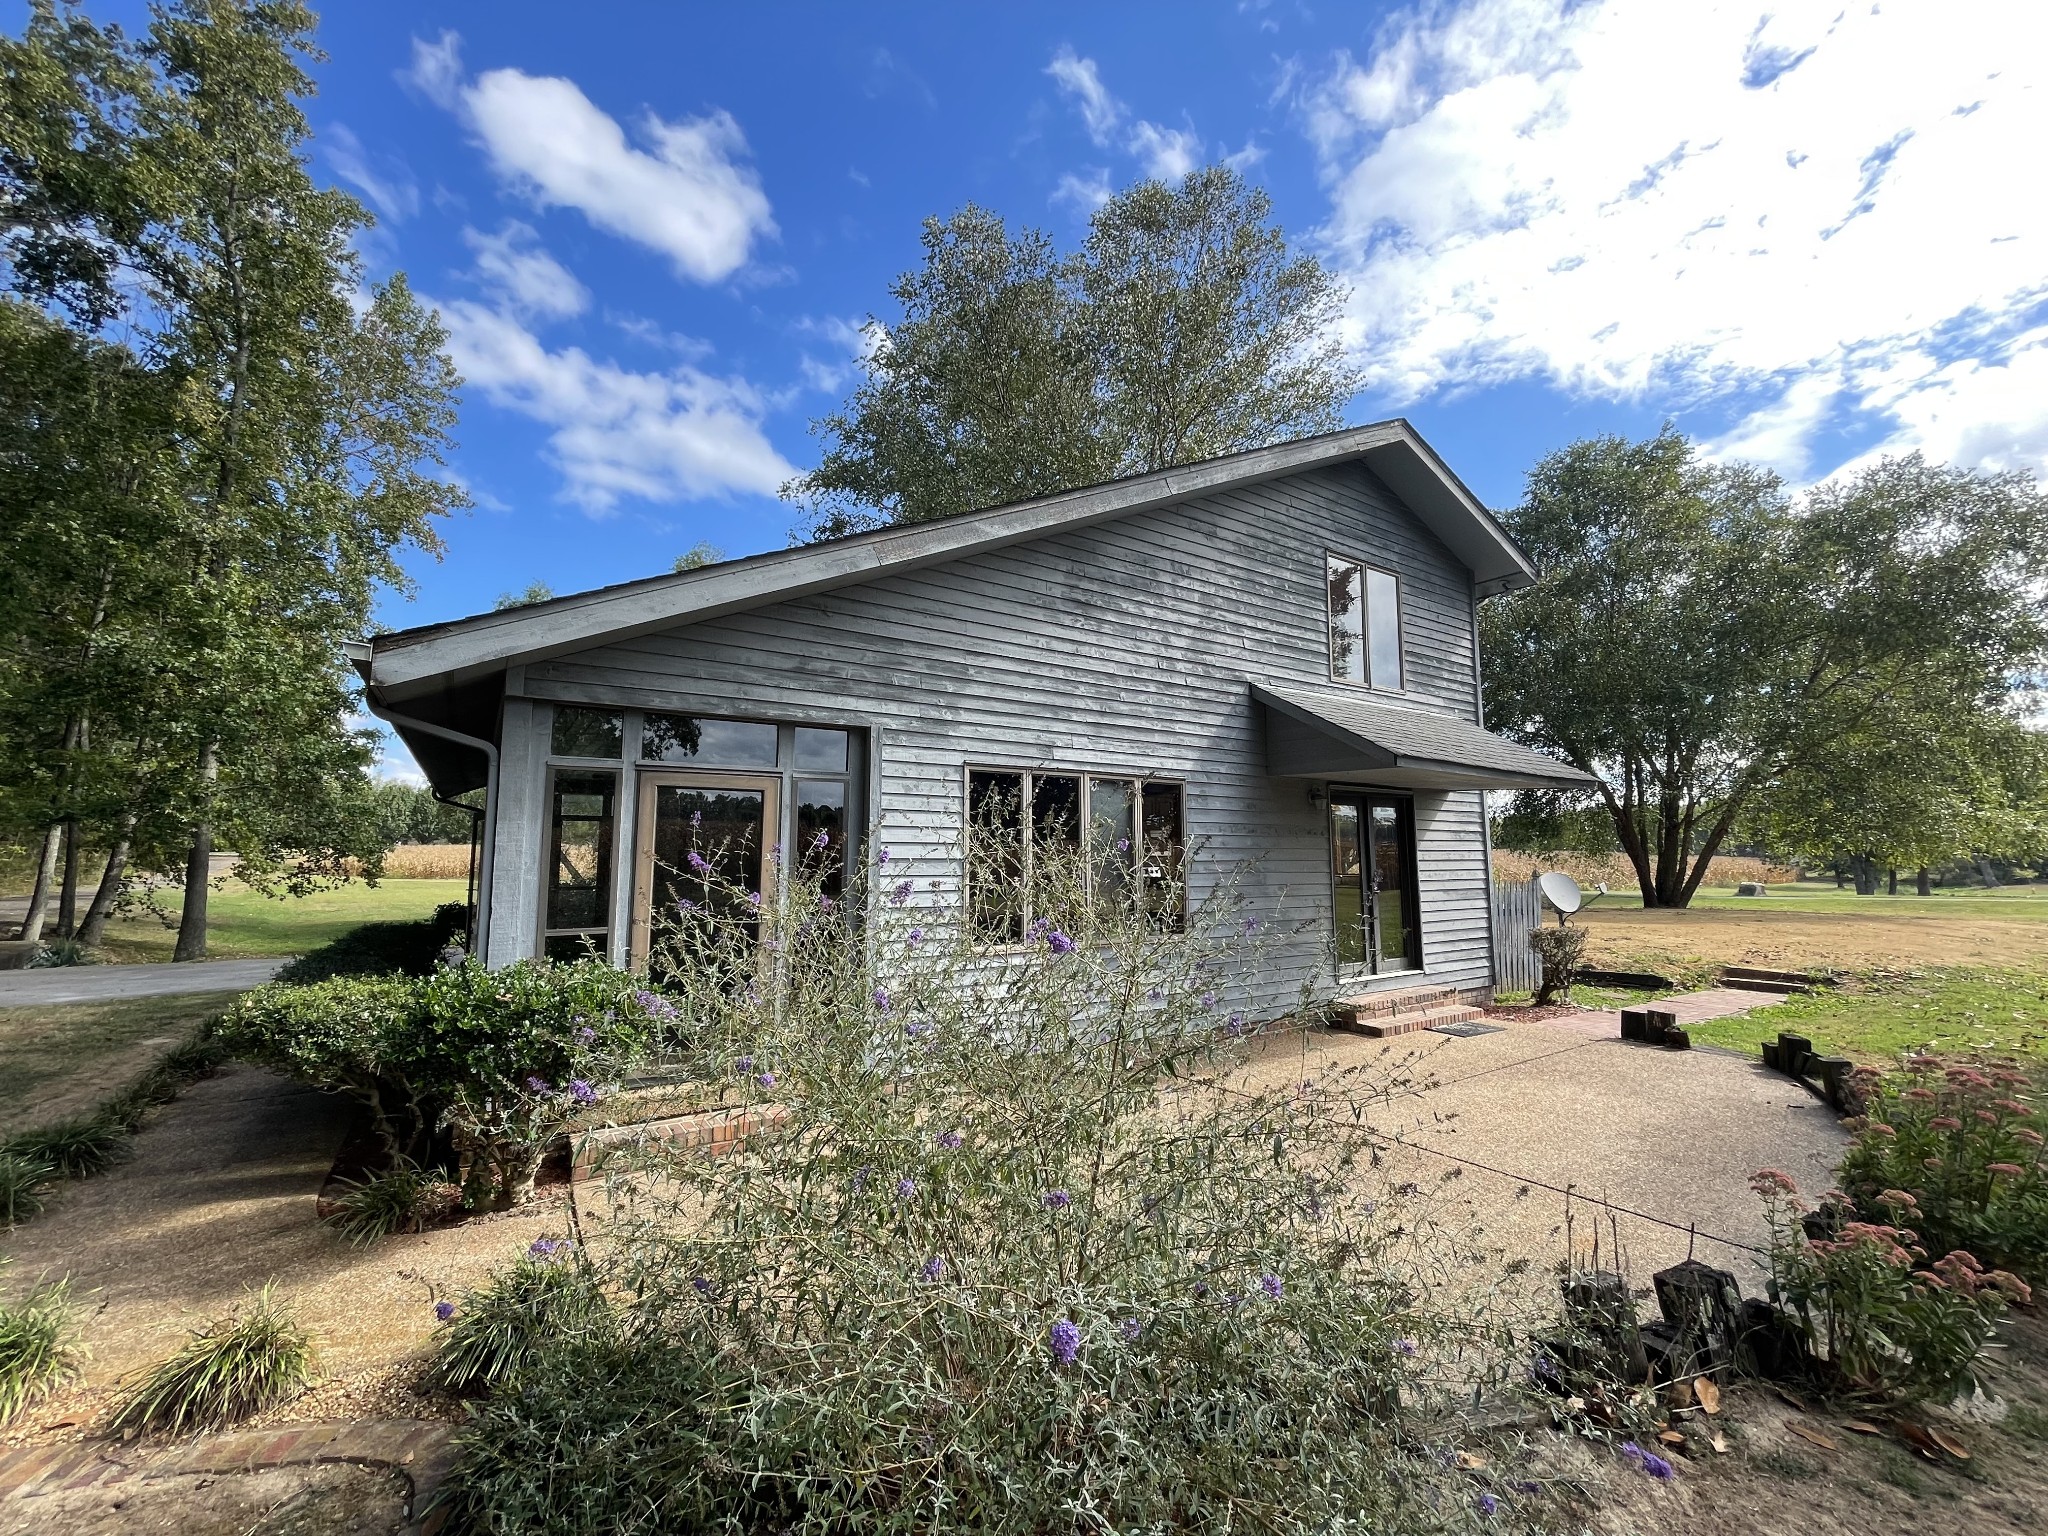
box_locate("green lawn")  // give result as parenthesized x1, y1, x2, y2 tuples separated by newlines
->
(95, 878, 468, 963)
(1686, 968, 2048, 1063)
(0, 991, 241, 1135)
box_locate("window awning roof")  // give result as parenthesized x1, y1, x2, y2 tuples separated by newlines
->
(1253, 681, 1598, 792)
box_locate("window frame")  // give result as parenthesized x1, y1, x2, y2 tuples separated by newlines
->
(1323, 550, 1406, 694)
(1327, 788, 1423, 977)
(538, 764, 620, 962)
(961, 764, 1187, 949)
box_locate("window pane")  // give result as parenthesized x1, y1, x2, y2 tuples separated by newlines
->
(641, 713, 778, 766)
(547, 770, 615, 934)
(552, 706, 622, 759)
(1367, 568, 1403, 690)
(1031, 774, 1083, 929)
(647, 785, 767, 987)
(794, 726, 850, 773)
(796, 779, 848, 901)
(1140, 782, 1185, 933)
(1370, 800, 1415, 967)
(1327, 557, 1365, 683)
(968, 771, 1026, 943)
(1330, 799, 1365, 967)
(1087, 778, 1138, 917)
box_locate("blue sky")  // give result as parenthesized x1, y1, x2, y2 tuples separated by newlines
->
(25, 2, 2048, 774)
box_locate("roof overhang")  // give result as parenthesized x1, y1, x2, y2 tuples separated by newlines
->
(364, 420, 1536, 701)
(1254, 681, 1597, 792)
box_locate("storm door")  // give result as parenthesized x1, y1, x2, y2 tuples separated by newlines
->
(1328, 792, 1420, 975)
(630, 771, 781, 977)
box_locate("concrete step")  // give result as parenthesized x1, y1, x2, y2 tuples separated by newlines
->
(1722, 965, 1830, 990)
(1340, 1003, 1487, 1039)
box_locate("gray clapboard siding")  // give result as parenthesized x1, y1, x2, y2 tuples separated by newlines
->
(498, 461, 1496, 1012)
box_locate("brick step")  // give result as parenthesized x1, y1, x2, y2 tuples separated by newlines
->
(1331, 984, 1459, 1021)
(1339, 1004, 1486, 1039)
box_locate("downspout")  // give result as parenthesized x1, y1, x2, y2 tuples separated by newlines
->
(350, 651, 499, 963)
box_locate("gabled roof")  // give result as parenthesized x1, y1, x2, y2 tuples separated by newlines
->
(366, 419, 1535, 700)
(1254, 681, 1596, 791)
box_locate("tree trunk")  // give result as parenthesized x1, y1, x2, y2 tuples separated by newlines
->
(1850, 855, 1879, 896)
(15, 822, 63, 943)
(1915, 865, 1931, 897)
(77, 821, 134, 948)
(1832, 862, 1846, 889)
(173, 741, 220, 962)
(1887, 866, 1898, 897)
(56, 820, 81, 938)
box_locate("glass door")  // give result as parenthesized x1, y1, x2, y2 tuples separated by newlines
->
(1329, 792, 1420, 975)
(630, 772, 781, 974)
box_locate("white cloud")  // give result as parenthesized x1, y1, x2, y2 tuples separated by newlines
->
(792, 315, 879, 394)
(1306, 0, 2048, 478)
(1051, 167, 1113, 213)
(1046, 48, 1205, 186)
(326, 124, 418, 222)
(463, 222, 590, 321)
(413, 32, 776, 283)
(438, 299, 796, 513)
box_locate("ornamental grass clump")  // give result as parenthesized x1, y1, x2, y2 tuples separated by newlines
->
(107, 1284, 314, 1435)
(429, 1240, 618, 1395)
(1835, 1052, 2047, 1280)
(321, 1158, 459, 1244)
(435, 832, 1530, 1536)
(3, 1114, 129, 1180)
(1752, 1170, 2024, 1403)
(0, 1152, 53, 1228)
(0, 1276, 85, 1423)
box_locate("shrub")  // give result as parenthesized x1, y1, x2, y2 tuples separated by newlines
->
(29, 937, 98, 968)
(2, 1115, 128, 1179)
(1752, 1170, 2023, 1402)
(272, 905, 466, 986)
(0, 1278, 85, 1423)
(435, 843, 1525, 1536)
(1529, 922, 1588, 1005)
(429, 1244, 617, 1395)
(105, 1285, 314, 1435)
(322, 1159, 459, 1244)
(221, 961, 669, 1208)
(1835, 1053, 2047, 1279)
(0, 1153, 53, 1228)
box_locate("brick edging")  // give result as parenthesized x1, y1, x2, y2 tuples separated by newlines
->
(0, 1419, 455, 1529)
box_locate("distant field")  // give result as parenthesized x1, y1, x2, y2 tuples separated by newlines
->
(95, 878, 469, 963)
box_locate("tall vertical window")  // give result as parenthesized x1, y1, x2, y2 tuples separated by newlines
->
(1326, 555, 1403, 691)
(967, 769, 1183, 943)
(543, 769, 617, 961)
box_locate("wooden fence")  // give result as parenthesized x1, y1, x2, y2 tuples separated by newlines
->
(1491, 876, 1543, 994)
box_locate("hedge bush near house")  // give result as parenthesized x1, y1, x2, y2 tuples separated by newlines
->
(221, 959, 679, 1209)
(273, 901, 470, 985)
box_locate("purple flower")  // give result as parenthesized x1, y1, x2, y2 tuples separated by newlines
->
(675, 897, 696, 913)
(1394, 1338, 1418, 1357)
(1192, 1281, 1209, 1299)
(575, 1026, 596, 1044)
(1258, 1274, 1284, 1300)
(692, 1276, 713, 1295)
(1224, 1012, 1246, 1038)
(735, 1055, 755, 1073)
(1619, 1442, 1677, 1482)
(690, 810, 702, 828)
(1200, 991, 1217, 1009)
(529, 1238, 564, 1259)
(920, 1256, 945, 1282)
(1048, 1318, 1081, 1368)
(873, 987, 891, 1013)
(1476, 1493, 1499, 1517)
(1044, 929, 1076, 955)
(1116, 837, 1130, 852)
(905, 1019, 934, 1038)
(746, 890, 762, 907)
(812, 829, 831, 852)
(907, 927, 925, 946)
(876, 846, 891, 866)
(434, 1300, 455, 1322)
(890, 880, 913, 906)
(1242, 915, 1260, 933)
(897, 1176, 917, 1199)
(524, 1075, 551, 1094)
(1042, 1189, 1072, 1211)
(1146, 988, 1164, 1003)
(936, 1130, 963, 1150)
(1119, 1317, 1143, 1342)
(686, 850, 712, 874)
(851, 1165, 870, 1194)
(758, 1071, 777, 1089)
(569, 1079, 598, 1106)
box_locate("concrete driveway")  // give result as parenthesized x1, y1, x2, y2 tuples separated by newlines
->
(0, 958, 285, 1008)
(1237, 1013, 1848, 1295)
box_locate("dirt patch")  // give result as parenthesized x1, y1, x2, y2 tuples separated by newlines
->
(0, 1462, 408, 1536)
(1580, 905, 2048, 975)
(0, 1063, 566, 1446)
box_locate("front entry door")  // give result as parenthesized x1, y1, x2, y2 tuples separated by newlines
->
(630, 772, 781, 973)
(1329, 792, 1420, 974)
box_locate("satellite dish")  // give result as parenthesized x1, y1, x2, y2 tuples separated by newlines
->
(1537, 871, 1584, 917)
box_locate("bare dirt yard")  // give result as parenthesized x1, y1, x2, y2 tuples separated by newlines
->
(1580, 898, 2048, 976)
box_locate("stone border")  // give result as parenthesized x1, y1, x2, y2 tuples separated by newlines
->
(0, 1419, 455, 1534)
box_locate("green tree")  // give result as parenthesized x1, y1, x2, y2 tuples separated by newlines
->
(493, 581, 556, 610)
(1483, 432, 2048, 906)
(0, 0, 465, 956)
(672, 542, 723, 572)
(786, 166, 1357, 539)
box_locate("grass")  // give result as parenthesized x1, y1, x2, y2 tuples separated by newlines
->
(323, 1161, 458, 1244)
(92, 877, 468, 963)
(1686, 967, 2048, 1063)
(0, 992, 238, 1134)
(106, 1284, 314, 1435)
(3, 1114, 128, 1178)
(0, 1279, 85, 1423)
(0, 1153, 53, 1228)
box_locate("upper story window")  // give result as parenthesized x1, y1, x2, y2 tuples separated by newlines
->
(1326, 555, 1403, 691)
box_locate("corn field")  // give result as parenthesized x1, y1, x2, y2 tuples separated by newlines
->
(378, 843, 472, 879)
(1489, 849, 1800, 890)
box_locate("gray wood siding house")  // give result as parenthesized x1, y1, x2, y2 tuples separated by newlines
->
(354, 421, 1591, 1021)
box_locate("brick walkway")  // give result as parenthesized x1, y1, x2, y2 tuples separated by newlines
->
(0, 1419, 454, 1531)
